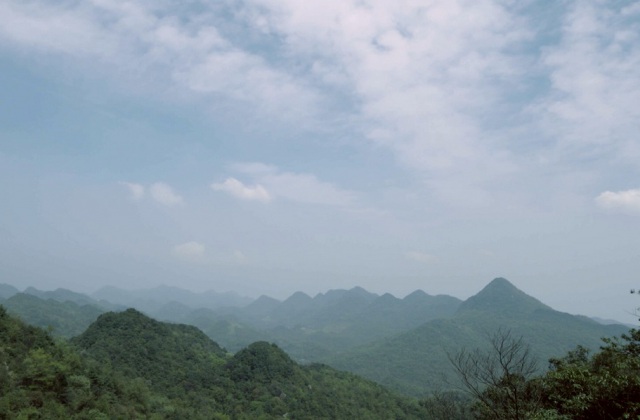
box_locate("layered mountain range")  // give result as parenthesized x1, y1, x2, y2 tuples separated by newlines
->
(0, 277, 630, 396)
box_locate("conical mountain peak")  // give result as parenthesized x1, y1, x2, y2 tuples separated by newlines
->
(458, 277, 550, 316)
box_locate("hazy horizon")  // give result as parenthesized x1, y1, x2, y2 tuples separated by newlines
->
(1, 1, 639, 323)
(3, 276, 639, 325)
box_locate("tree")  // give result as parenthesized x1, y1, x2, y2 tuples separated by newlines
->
(448, 328, 541, 420)
(538, 329, 640, 419)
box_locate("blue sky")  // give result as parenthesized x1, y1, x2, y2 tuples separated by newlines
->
(1, 0, 639, 321)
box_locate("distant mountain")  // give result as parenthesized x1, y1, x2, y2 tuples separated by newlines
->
(25, 286, 92, 304)
(22, 286, 122, 311)
(183, 308, 268, 352)
(328, 278, 630, 396)
(267, 291, 315, 326)
(241, 294, 281, 319)
(92, 284, 252, 313)
(592, 316, 636, 328)
(211, 286, 462, 363)
(147, 300, 195, 322)
(457, 277, 550, 315)
(0, 283, 19, 299)
(3, 293, 106, 338)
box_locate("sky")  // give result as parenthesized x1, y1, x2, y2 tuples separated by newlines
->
(1, 0, 639, 322)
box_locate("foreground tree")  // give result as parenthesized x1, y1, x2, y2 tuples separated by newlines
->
(538, 329, 640, 419)
(448, 328, 541, 419)
(449, 326, 640, 419)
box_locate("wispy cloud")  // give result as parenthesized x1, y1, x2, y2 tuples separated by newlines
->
(0, 0, 321, 120)
(3, 0, 639, 213)
(242, 0, 529, 184)
(120, 181, 183, 206)
(149, 183, 184, 206)
(173, 241, 205, 261)
(119, 182, 145, 201)
(596, 189, 640, 214)
(230, 163, 356, 207)
(537, 2, 640, 164)
(211, 178, 271, 202)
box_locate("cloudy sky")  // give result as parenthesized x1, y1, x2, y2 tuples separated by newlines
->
(1, 0, 639, 321)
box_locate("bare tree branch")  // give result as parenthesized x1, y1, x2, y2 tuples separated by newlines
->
(447, 328, 541, 420)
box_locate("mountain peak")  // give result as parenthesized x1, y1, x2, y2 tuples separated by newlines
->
(486, 277, 516, 289)
(458, 278, 550, 316)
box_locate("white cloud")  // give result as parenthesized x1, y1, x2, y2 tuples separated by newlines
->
(4, 0, 639, 213)
(211, 178, 271, 202)
(596, 189, 640, 214)
(119, 182, 145, 201)
(0, 0, 321, 121)
(406, 251, 439, 264)
(149, 182, 184, 206)
(244, 0, 529, 179)
(537, 2, 640, 163)
(261, 172, 354, 207)
(230, 163, 356, 207)
(173, 241, 205, 261)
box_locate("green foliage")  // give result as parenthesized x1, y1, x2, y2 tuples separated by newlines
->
(0, 304, 160, 418)
(449, 328, 640, 419)
(328, 279, 628, 396)
(537, 329, 640, 419)
(70, 308, 429, 418)
(420, 390, 473, 420)
(72, 308, 228, 395)
(3, 293, 104, 338)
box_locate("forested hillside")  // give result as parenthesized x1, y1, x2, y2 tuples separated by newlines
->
(2, 293, 105, 338)
(1, 278, 633, 412)
(328, 278, 629, 396)
(0, 305, 428, 418)
(192, 286, 462, 359)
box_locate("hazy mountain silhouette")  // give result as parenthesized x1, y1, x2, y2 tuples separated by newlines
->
(3, 293, 105, 337)
(92, 284, 252, 312)
(0, 283, 19, 299)
(328, 277, 629, 396)
(457, 277, 550, 315)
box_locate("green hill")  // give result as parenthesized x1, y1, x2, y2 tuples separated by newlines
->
(3, 293, 105, 338)
(227, 287, 461, 362)
(71, 308, 429, 418)
(327, 278, 629, 396)
(1, 304, 430, 418)
(92, 284, 252, 313)
(72, 308, 228, 396)
(0, 305, 177, 418)
(0, 283, 19, 299)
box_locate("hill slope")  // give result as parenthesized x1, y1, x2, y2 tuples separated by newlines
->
(225, 286, 461, 361)
(328, 278, 629, 396)
(72, 308, 429, 418)
(3, 293, 105, 337)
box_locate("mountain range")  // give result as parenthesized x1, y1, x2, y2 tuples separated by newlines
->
(0, 277, 631, 397)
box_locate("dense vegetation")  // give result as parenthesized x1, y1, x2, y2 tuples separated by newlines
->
(328, 278, 628, 396)
(2, 278, 636, 418)
(1, 305, 428, 418)
(443, 328, 640, 419)
(2, 293, 105, 338)
(0, 305, 163, 418)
